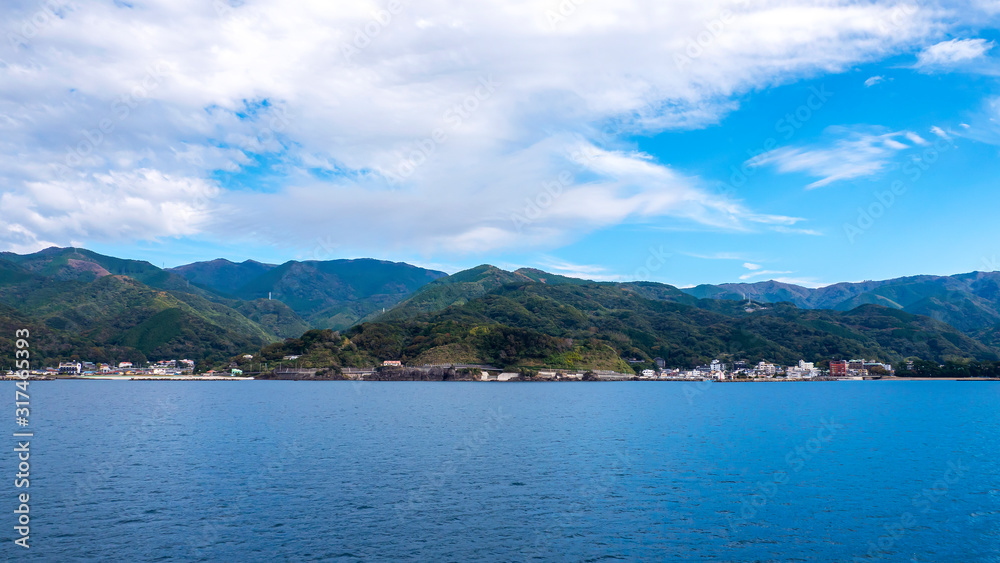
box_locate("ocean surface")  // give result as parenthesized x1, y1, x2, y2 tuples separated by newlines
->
(6, 380, 1000, 562)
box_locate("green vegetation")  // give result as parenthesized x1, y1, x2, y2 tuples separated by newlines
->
(683, 271, 1000, 335)
(4, 250, 1000, 377)
(171, 257, 446, 330)
(254, 277, 997, 372)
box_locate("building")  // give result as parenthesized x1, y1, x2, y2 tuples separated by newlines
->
(754, 361, 777, 377)
(830, 360, 848, 377)
(653, 357, 666, 369)
(58, 362, 82, 375)
(382, 360, 402, 367)
(118, 361, 133, 369)
(641, 369, 656, 378)
(710, 359, 723, 372)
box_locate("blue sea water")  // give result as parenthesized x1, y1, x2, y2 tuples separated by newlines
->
(4, 380, 1000, 562)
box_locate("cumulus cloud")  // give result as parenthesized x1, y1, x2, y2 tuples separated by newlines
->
(0, 0, 969, 255)
(747, 126, 927, 189)
(0, 169, 218, 251)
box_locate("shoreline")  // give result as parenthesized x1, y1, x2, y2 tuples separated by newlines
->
(10, 376, 999, 382)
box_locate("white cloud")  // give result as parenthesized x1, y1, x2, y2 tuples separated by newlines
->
(743, 262, 762, 270)
(914, 38, 994, 69)
(747, 126, 926, 189)
(930, 125, 951, 139)
(0, 0, 966, 255)
(739, 269, 794, 280)
(534, 257, 622, 281)
(864, 75, 885, 87)
(0, 170, 218, 252)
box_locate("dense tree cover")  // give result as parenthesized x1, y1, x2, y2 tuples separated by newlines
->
(174, 256, 446, 330)
(260, 282, 998, 371)
(684, 271, 1000, 333)
(0, 252, 279, 365)
(894, 359, 1000, 378)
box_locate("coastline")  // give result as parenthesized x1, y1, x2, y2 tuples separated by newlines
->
(10, 375, 999, 382)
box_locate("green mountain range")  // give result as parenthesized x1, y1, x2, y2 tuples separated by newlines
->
(3, 247, 1000, 373)
(683, 273, 1000, 333)
(170, 257, 447, 330)
(0, 248, 444, 367)
(259, 266, 999, 372)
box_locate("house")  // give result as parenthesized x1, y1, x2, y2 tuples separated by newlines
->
(58, 362, 82, 375)
(382, 360, 402, 367)
(641, 369, 656, 378)
(118, 362, 133, 369)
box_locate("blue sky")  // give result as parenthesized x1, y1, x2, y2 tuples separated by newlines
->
(4, 1, 1000, 288)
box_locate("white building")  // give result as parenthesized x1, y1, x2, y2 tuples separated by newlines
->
(754, 361, 777, 377)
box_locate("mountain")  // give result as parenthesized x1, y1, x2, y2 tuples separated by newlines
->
(380, 264, 590, 319)
(169, 258, 276, 295)
(260, 266, 996, 371)
(0, 249, 281, 365)
(171, 258, 447, 330)
(1, 247, 210, 296)
(683, 272, 1000, 335)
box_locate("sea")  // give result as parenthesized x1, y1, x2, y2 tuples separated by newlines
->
(5, 380, 999, 562)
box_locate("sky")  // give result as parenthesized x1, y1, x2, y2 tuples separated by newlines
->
(3, 0, 1000, 288)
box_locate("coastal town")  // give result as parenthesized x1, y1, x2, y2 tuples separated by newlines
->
(3, 356, 897, 381)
